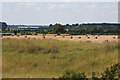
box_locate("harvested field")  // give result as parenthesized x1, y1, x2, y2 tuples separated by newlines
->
(1, 35, 118, 43)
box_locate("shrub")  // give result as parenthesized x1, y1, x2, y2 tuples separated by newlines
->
(55, 64, 120, 80)
(92, 72, 99, 80)
(56, 69, 86, 80)
(101, 63, 120, 79)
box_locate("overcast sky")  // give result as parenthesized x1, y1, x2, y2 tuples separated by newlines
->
(1, 1, 119, 25)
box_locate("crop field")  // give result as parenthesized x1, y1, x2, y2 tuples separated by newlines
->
(2, 35, 118, 78)
(2, 35, 118, 43)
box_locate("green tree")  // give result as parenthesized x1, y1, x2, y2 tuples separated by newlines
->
(14, 30, 17, 35)
(0, 22, 7, 31)
(52, 24, 65, 34)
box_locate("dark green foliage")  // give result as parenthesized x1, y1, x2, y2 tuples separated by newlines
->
(92, 72, 99, 80)
(7, 23, 120, 35)
(2, 34, 12, 36)
(101, 63, 120, 79)
(25, 32, 32, 35)
(0, 22, 7, 31)
(55, 63, 120, 80)
(34, 32, 38, 35)
(56, 69, 86, 80)
(52, 24, 65, 34)
(14, 30, 17, 35)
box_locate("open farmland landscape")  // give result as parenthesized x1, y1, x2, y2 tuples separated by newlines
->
(1, 21, 120, 79)
(1, 1, 120, 79)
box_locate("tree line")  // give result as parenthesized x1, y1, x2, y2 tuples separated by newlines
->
(1, 22, 120, 35)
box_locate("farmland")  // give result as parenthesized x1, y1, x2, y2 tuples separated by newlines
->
(1, 34, 118, 43)
(2, 35, 118, 78)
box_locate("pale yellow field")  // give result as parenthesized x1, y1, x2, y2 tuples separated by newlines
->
(1, 34, 118, 43)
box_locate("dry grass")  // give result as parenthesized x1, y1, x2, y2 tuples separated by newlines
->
(2, 38, 118, 78)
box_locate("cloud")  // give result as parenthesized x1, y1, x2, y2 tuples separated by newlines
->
(2, 2, 118, 25)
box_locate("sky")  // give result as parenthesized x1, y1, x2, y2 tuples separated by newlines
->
(1, 0, 120, 2)
(1, 1, 119, 25)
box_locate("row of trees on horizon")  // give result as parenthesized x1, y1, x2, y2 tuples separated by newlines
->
(1, 22, 120, 35)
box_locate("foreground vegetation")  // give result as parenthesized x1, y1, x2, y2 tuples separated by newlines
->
(54, 63, 120, 80)
(2, 38, 118, 78)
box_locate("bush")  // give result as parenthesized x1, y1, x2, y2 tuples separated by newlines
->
(56, 69, 86, 80)
(25, 33, 32, 35)
(101, 63, 120, 79)
(55, 64, 120, 80)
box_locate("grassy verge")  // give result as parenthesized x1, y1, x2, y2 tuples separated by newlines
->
(2, 38, 118, 78)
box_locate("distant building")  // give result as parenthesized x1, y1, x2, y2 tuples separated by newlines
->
(18, 26, 39, 29)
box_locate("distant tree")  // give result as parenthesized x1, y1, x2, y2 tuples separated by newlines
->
(49, 24, 53, 28)
(52, 24, 65, 34)
(0, 22, 7, 31)
(66, 24, 70, 26)
(75, 23, 79, 26)
(14, 30, 17, 35)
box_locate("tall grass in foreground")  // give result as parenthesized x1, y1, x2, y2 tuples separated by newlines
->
(2, 38, 118, 78)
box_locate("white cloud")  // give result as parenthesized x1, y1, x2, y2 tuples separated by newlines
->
(2, 2, 118, 25)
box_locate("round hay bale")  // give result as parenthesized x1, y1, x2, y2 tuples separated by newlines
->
(87, 37, 90, 39)
(62, 36, 65, 38)
(17, 35, 19, 37)
(95, 37, 98, 39)
(70, 36, 73, 39)
(113, 37, 116, 39)
(11, 35, 14, 37)
(79, 37, 81, 39)
(104, 40, 109, 43)
(25, 36, 27, 38)
(43, 35, 45, 39)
